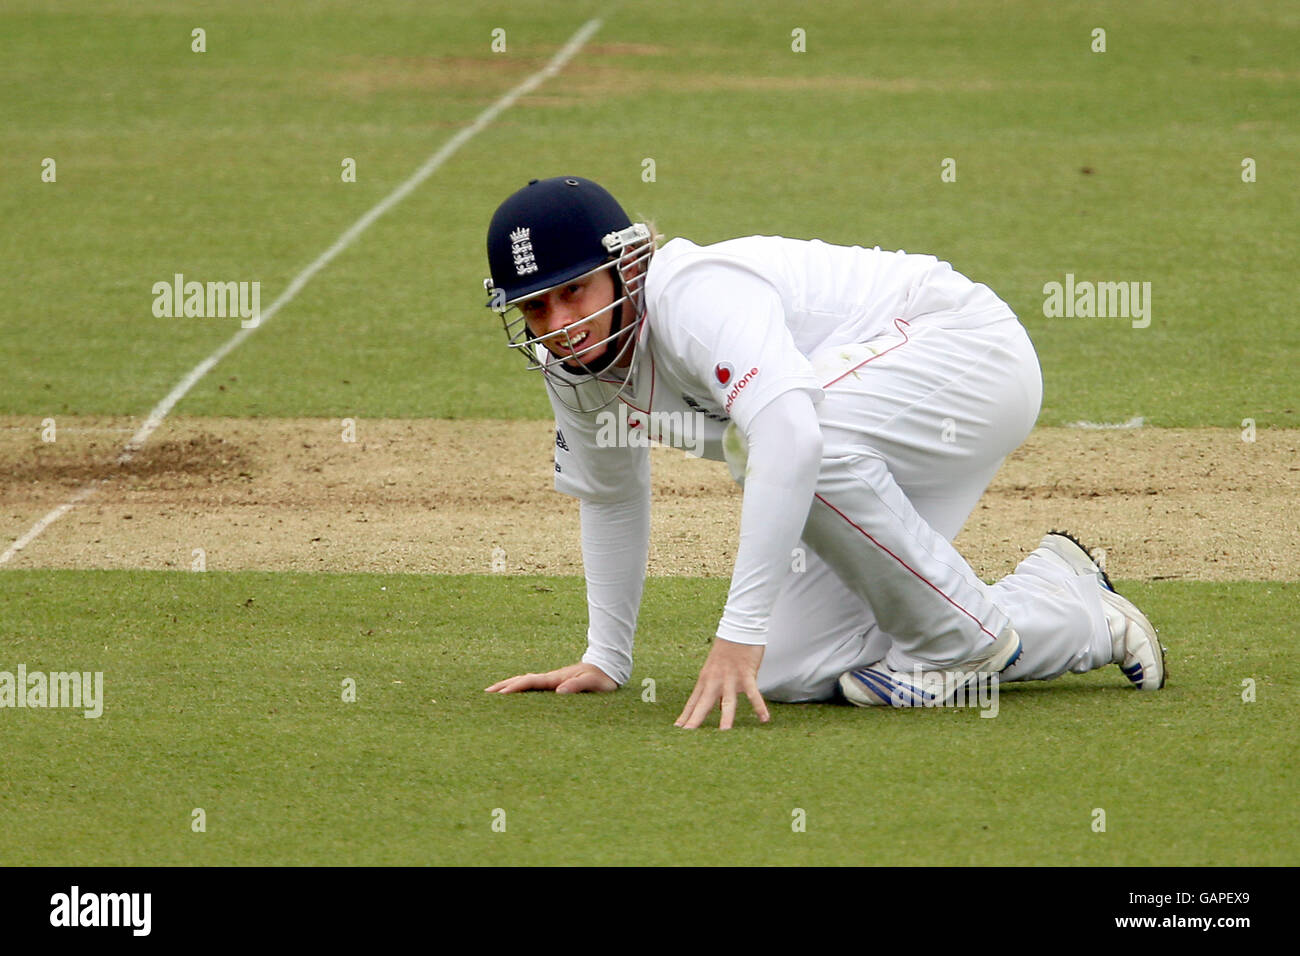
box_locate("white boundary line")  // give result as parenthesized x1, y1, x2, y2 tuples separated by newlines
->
(1, 17, 604, 568)
(1065, 416, 1145, 430)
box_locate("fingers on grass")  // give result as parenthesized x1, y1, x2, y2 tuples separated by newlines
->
(720, 690, 737, 731)
(681, 684, 721, 730)
(675, 685, 703, 726)
(487, 673, 543, 694)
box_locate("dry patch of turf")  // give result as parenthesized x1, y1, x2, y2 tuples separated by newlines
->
(1, 417, 1295, 580)
(325, 54, 540, 97)
(533, 65, 1000, 104)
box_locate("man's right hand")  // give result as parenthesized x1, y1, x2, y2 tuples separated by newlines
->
(485, 662, 618, 695)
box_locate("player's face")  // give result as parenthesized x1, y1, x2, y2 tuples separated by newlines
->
(517, 267, 626, 370)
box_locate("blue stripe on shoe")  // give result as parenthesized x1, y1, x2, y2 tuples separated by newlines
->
(849, 669, 905, 705)
(847, 669, 903, 705)
(1121, 662, 1144, 684)
(848, 668, 932, 707)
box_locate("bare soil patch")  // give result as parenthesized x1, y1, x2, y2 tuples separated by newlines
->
(2, 417, 1296, 580)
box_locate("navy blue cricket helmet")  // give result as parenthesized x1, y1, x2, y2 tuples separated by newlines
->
(486, 176, 632, 303)
(483, 177, 656, 412)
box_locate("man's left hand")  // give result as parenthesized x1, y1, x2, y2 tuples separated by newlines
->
(675, 638, 770, 730)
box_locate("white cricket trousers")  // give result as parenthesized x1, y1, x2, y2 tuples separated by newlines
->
(753, 316, 1116, 702)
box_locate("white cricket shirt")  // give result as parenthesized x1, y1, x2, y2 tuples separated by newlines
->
(544, 236, 1016, 683)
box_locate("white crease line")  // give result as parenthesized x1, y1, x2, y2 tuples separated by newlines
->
(1, 17, 604, 568)
(1, 484, 103, 565)
(1065, 416, 1145, 430)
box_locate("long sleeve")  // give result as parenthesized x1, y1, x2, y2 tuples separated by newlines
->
(579, 492, 651, 685)
(714, 389, 822, 645)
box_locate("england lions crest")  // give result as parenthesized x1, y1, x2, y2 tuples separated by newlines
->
(510, 226, 538, 277)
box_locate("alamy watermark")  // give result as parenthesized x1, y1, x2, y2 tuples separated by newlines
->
(1042, 273, 1151, 328)
(890, 671, 1000, 716)
(152, 273, 261, 328)
(594, 402, 706, 457)
(1, 665, 103, 718)
(50, 886, 150, 936)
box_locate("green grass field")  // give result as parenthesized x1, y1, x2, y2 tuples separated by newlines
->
(3, 0, 1297, 424)
(3, 571, 1295, 866)
(2, 1, 1297, 867)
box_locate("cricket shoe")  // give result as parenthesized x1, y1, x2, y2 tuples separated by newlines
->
(1040, 531, 1167, 691)
(838, 626, 1022, 707)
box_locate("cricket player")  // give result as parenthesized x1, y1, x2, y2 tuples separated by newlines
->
(482, 176, 1166, 729)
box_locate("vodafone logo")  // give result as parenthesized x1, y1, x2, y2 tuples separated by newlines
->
(723, 367, 759, 414)
(714, 363, 734, 386)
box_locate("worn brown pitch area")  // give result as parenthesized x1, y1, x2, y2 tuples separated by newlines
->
(1, 417, 1296, 580)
